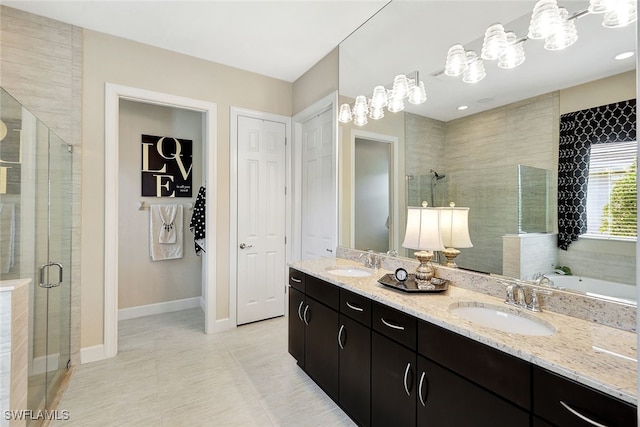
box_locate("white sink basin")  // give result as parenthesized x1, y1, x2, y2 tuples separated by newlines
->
(326, 267, 372, 278)
(449, 302, 556, 336)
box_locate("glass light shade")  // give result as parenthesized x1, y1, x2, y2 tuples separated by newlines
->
(352, 95, 369, 116)
(462, 51, 486, 84)
(528, 0, 563, 40)
(602, 1, 637, 28)
(402, 206, 444, 251)
(498, 32, 526, 69)
(387, 93, 405, 113)
(370, 85, 388, 109)
(338, 103, 352, 123)
(369, 106, 384, 120)
(589, 0, 609, 13)
(437, 205, 473, 249)
(353, 112, 368, 127)
(544, 7, 578, 50)
(392, 74, 410, 99)
(444, 44, 468, 76)
(407, 81, 427, 104)
(481, 23, 507, 61)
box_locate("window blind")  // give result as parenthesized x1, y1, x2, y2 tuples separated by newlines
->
(585, 140, 637, 239)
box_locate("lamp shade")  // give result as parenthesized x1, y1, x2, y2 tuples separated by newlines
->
(402, 206, 444, 251)
(438, 205, 473, 248)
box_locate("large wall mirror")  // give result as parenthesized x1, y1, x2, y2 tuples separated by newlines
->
(337, 1, 637, 304)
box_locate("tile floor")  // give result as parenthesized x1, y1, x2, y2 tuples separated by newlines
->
(51, 308, 355, 426)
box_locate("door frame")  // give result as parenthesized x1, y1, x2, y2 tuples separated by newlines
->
(229, 107, 291, 328)
(349, 130, 400, 252)
(291, 91, 338, 261)
(104, 83, 217, 359)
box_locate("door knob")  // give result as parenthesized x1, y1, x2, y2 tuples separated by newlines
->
(239, 243, 253, 249)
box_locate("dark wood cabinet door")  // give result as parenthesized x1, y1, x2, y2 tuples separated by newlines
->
(416, 356, 530, 427)
(339, 314, 371, 427)
(372, 331, 416, 427)
(287, 287, 305, 367)
(305, 296, 340, 401)
(533, 366, 637, 427)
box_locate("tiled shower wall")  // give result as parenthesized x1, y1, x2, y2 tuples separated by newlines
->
(0, 6, 82, 365)
(405, 92, 559, 275)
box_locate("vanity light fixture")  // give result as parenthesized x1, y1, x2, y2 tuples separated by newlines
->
(337, 71, 427, 126)
(444, 0, 635, 84)
(402, 201, 444, 286)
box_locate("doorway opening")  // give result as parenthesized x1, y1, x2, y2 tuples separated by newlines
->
(104, 84, 217, 360)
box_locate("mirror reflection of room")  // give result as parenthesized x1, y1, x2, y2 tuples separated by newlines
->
(338, 1, 636, 303)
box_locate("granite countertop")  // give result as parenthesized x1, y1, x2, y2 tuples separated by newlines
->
(290, 257, 638, 405)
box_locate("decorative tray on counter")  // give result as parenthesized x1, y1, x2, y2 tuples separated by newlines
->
(377, 274, 449, 293)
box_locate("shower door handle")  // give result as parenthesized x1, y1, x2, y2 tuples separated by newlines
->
(39, 262, 64, 288)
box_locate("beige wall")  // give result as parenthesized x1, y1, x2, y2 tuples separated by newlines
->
(118, 100, 203, 309)
(293, 47, 338, 115)
(560, 70, 636, 114)
(82, 29, 293, 348)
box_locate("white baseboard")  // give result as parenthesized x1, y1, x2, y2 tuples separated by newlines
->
(118, 297, 201, 321)
(80, 344, 105, 364)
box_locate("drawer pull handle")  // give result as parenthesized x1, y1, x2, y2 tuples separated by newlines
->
(403, 362, 412, 396)
(346, 301, 364, 312)
(297, 301, 305, 322)
(418, 371, 428, 407)
(560, 401, 608, 427)
(303, 305, 310, 325)
(381, 318, 405, 331)
(291, 277, 302, 283)
(337, 324, 345, 350)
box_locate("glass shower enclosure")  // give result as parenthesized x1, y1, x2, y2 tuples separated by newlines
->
(0, 87, 72, 421)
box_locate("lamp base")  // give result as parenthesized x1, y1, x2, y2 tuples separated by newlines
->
(442, 247, 461, 268)
(413, 250, 435, 287)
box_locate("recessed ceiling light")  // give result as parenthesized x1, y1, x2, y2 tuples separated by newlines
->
(457, 105, 469, 111)
(615, 51, 635, 60)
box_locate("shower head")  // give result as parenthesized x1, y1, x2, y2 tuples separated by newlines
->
(430, 169, 446, 180)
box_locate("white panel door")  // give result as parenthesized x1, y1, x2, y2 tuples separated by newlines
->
(237, 116, 286, 325)
(301, 109, 336, 259)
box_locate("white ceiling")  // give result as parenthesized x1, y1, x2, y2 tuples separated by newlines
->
(2, 0, 388, 82)
(3, 0, 637, 122)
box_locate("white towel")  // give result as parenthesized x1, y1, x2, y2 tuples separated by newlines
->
(0, 204, 16, 273)
(158, 204, 178, 244)
(150, 204, 183, 261)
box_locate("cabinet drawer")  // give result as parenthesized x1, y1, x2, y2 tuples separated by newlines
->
(289, 268, 305, 292)
(306, 275, 339, 309)
(372, 302, 417, 350)
(418, 320, 530, 410)
(340, 288, 371, 327)
(533, 366, 636, 427)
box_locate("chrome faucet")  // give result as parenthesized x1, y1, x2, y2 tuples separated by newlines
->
(505, 281, 553, 312)
(358, 250, 380, 269)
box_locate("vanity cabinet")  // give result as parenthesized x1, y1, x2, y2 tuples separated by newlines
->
(288, 269, 637, 427)
(371, 302, 417, 427)
(287, 269, 339, 400)
(533, 366, 636, 427)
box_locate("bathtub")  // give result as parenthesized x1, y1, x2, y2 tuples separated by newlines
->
(547, 274, 636, 303)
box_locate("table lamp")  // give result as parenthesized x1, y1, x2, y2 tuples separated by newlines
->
(402, 202, 444, 287)
(438, 202, 472, 268)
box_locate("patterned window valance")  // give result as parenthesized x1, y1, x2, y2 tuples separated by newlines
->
(557, 98, 636, 250)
